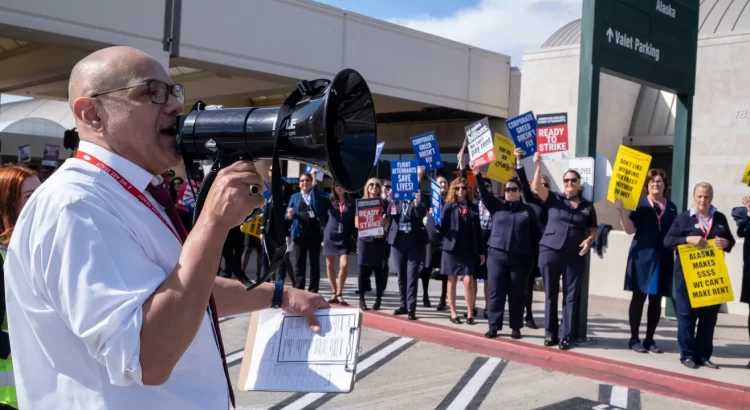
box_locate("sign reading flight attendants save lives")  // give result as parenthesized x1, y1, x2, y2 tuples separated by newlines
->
(505, 111, 537, 159)
(464, 117, 495, 168)
(356, 198, 385, 238)
(607, 145, 652, 211)
(430, 179, 442, 226)
(390, 160, 418, 200)
(678, 240, 734, 309)
(487, 134, 516, 183)
(536, 113, 569, 160)
(410, 132, 443, 171)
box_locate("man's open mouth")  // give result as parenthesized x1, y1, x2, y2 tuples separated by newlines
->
(160, 125, 178, 137)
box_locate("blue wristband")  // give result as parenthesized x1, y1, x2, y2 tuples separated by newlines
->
(271, 280, 284, 308)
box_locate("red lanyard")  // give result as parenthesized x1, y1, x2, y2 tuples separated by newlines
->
(647, 197, 666, 230)
(76, 151, 182, 244)
(696, 214, 714, 239)
(338, 203, 345, 215)
(458, 204, 467, 215)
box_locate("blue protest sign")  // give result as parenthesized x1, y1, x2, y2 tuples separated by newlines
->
(263, 180, 270, 200)
(505, 111, 537, 159)
(374, 142, 385, 165)
(390, 160, 418, 200)
(304, 165, 324, 181)
(410, 132, 443, 171)
(430, 179, 442, 226)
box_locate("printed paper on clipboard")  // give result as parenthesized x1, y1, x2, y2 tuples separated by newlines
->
(237, 308, 363, 393)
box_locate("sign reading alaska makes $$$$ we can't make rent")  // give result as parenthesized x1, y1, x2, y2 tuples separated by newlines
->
(464, 117, 495, 168)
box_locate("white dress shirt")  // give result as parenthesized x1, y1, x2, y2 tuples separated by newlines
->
(4, 141, 229, 409)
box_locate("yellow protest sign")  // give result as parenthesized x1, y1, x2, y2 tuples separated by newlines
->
(741, 160, 750, 184)
(678, 240, 734, 308)
(240, 216, 262, 238)
(487, 133, 516, 183)
(606, 145, 652, 211)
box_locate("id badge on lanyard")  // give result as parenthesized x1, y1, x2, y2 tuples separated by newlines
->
(303, 194, 315, 219)
(398, 202, 411, 232)
(337, 203, 345, 233)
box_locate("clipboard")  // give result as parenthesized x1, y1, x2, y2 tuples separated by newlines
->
(237, 308, 362, 393)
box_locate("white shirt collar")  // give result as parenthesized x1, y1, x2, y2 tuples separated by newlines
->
(77, 140, 162, 192)
(689, 205, 717, 218)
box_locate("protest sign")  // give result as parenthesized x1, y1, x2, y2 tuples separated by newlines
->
(17, 145, 31, 163)
(391, 160, 418, 200)
(505, 111, 537, 159)
(305, 165, 325, 182)
(430, 179, 442, 226)
(356, 198, 385, 237)
(176, 180, 202, 212)
(464, 117, 495, 168)
(42, 144, 60, 167)
(567, 157, 595, 202)
(240, 216, 262, 238)
(678, 240, 734, 308)
(487, 134, 516, 183)
(606, 145, 652, 211)
(410, 132, 443, 171)
(536, 113, 569, 160)
(374, 142, 385, 165)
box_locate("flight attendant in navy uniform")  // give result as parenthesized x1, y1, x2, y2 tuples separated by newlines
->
(615, 168, 677, 354)
(474, 170, 540, 339)
(423, 176, 449, 310)
(286, 172, 328, 293)
(357, 177, 389, 310)
(441, 177, 485, 324)
(531, 152, 598, 350)
(387, 166, 427, 320)
(664, 182, 735, 369)
(322, 183, 356, 306)
(730, 195, 750, 369)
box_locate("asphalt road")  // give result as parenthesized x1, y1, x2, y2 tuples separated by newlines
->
(218, 313, 719, 410)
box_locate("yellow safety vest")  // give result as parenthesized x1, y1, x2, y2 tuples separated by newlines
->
(0, 249, 18, 409)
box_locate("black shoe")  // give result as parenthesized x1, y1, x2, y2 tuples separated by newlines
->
(436, 301, 447, 311)
(485, 329, 498, 339)
(450, 316, 462, 324)
(373, 298, 381, 311)
(359, 300, 368, 311)
(643, 340, 663, 354)
(423, 296, 431, 308)
(682, 358, 698, 369)
(558, 338, 570, 350)
(408, 312, 417, 320)
(544, 337, 559, 347)
(466, 317, 476, 325)
(394, 307, 407, 315)
(701, 360, 720, 369)
(511, 329, 521, 340)
(525, 317, 538, 329)
(463, 308, 478, 318)
(629, 339, 648, 354)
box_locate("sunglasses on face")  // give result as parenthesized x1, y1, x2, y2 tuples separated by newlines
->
(505, 186, 519, 192)
(369, 183, 381, 187)
(383, 185, 392, 190)
(563, 178, 579, 184)
(454, 186, 467, 191)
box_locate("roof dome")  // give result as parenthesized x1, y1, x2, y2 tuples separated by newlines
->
(0, 99, 73, 138)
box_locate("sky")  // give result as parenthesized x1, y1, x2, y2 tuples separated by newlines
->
(316, 0, 583, 65)
(1, 0, 583, 104)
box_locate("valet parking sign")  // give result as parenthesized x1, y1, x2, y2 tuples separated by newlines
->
(391, 160, 418, 200)
(410, 132, 443, 171)
(536, 113, 569, 160)
(464, 117, 495, 168)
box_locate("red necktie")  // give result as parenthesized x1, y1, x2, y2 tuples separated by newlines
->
(147, 183, 236, 408)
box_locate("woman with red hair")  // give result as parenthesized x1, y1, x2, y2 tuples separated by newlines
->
(0, 164, 41, 409)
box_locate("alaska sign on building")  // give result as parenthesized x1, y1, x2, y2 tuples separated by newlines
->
(593, 0, 699, 94)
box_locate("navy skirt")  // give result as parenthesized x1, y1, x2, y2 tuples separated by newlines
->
(358, 236, 385, 266)
(441, 249, 474, 276)
(741, 273, 749, 304)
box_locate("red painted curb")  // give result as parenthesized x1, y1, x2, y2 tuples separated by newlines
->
(362, 310, 750, 410)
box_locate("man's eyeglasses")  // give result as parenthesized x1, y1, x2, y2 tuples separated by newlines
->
(91, 79, 186, 105)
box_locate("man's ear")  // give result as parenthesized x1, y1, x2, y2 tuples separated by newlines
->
(72, 98, 103, 133)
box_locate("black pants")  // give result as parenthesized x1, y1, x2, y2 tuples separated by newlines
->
(675, 277, 719, 362)
(540, 249, 584, 339)
(487, 252, 529, 331)
(629, 288, 662, 343)
(221, 226, 245, 278)
(525, 265, 539, 320)
(391, 245, 421, 313)
(359, 265, 387, 299)
(294, 235, 321, 293)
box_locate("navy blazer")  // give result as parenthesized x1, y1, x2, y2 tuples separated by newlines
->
(664, 207, 736, 284)
(385, 196, 428, 248)
(440, 201, 485, 256)
(731, 206, 750, 303)
(516, 165, 548, 230)
(539, 193, 597, 252)
(425, 194, 446, 245)
(476, 174, 540, 256)
(286, 187, 329, 240)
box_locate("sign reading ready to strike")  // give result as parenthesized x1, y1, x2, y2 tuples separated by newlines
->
(464, 117, 495, 168)
(607, 145, 652, 211)
(536, 113, 568, 160)
(410, 131, 443, 171)
(391, 160, 418, 200)
(487, 133, 516, 183)
(356, 198, 385, 238)
(678, 240, 734, 309)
